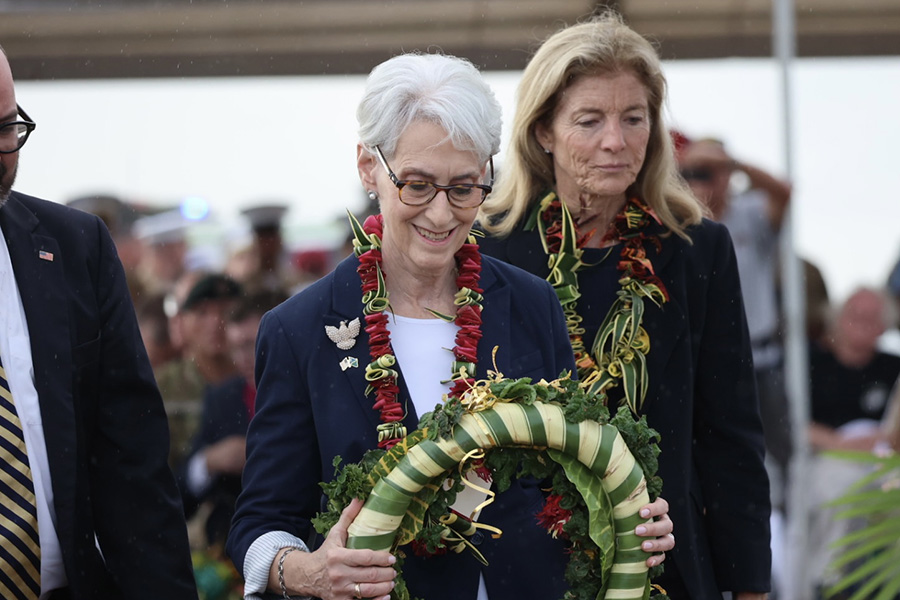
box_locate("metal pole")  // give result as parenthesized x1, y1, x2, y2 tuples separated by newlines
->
(773, 0, 813, 598)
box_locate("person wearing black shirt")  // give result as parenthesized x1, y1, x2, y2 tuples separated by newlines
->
(809, 287, 900, 450)
(807, 287, 900, 595)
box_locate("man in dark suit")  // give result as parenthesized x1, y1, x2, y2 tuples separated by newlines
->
(1, 46, 197, 599)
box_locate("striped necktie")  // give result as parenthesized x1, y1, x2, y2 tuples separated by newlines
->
(0, 353, 41, 600)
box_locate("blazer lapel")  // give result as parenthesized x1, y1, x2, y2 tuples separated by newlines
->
(1, 194, 78, 559)
(471, 259, 511, 377)
(326, 256, 396, 433)
(639, 231, 685, 415)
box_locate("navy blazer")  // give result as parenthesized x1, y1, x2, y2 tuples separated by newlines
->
(228, 253, 576, 600)
(479, 219, 772, 598)
(1, 192, 197, 599)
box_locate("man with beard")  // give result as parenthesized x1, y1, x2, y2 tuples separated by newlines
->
(0, 46, 197, 598)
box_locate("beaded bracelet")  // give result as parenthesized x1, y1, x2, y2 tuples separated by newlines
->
(278, 546, 307, 600)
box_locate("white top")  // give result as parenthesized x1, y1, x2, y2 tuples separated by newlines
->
(386, 313, 457, 418)
(0, 225, 68, 596)
(387, 315, 489, 600)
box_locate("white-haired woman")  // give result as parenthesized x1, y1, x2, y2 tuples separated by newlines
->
(228, 52, 672, 600)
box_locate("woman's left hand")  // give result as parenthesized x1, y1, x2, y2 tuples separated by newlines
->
(634, 496, 674, 568)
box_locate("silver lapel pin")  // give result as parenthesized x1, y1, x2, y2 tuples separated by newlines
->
(325, 318, 361, 350)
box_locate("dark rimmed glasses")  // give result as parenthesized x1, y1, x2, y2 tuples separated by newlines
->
(0, 104, 37, 154)
(374, 145, 494, 209)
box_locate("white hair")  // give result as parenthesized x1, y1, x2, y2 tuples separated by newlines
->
(356, 53, 501, 162)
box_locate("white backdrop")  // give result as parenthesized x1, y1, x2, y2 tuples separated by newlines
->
(13, 56, 900, 303)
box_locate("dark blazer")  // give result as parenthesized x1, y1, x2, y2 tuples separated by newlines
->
(479, 218, 772, 599)
(228, 253, 576, 600)
(0, 192, 197, 599)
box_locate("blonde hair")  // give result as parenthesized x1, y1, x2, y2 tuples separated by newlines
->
(480, 12, 702, 239)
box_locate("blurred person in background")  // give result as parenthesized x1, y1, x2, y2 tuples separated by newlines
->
(156, 272, 242, 470)
(180, 288, 287, 550)
(678, 137, 794, 501)
(478, 14, 770, 599)
(136, 291, 180, 369)
(1, 44, 196, 598)
(778, 257, 831, 346)
(291, 247, 332, 291)
(806, 286, 900, 596)
(133, 208, 190, 296)
(809, 287, 900, 452)
(165, 269, 206, 354)
(229, 203, 304, 294)
(67, 193, 145, 301)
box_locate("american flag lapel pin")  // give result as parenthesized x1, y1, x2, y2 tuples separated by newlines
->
(38, 250, 54, 262)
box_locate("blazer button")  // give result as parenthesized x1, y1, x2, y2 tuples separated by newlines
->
(470, 531, 484, 546)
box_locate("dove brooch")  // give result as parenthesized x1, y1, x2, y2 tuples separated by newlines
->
(325, 318, 361, 350)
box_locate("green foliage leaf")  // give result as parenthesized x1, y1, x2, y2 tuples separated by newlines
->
(829, 526, 900, 571)
(563, 394, 610, 425)
(828, 547, 898, 597)
(364, 430, 441, 546)
(312, 451, 383, 535)
(490, 377, 537, 403)
(419, 396, 466, 441)
(483, 447, 554, 495)
(620, 360, 638, 414)
(824, 453, 900, 502)
(832, 488, 900, 521)
(825, 452, 900, 600)
(831, 517, 900, 549)
(547, 449, 615, 572)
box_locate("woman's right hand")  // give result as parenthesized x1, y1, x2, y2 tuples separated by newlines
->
(274, 498, 397, 600)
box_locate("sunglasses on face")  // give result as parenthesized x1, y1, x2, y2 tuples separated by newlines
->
(680, 167, 714, 182)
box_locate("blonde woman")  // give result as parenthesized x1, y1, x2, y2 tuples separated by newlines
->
(480, 14, 771, 600)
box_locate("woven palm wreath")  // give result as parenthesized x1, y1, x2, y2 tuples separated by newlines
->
(312, 371, 666, 600)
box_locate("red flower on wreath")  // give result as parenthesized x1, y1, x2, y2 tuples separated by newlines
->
(536, 494, 572, 539)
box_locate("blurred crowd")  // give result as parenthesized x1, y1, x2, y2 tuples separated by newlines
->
(673, 131, 900, 599)
(62, 192, 377, 598)
(65, 133, 900, 599)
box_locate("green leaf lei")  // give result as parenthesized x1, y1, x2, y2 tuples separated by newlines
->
(524, 191, 669, 414)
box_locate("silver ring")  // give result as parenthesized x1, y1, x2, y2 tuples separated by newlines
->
(354, 582, 362, 599)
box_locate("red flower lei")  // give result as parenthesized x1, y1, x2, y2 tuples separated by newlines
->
(350, 213, 484, 450)
(540, 194, 669, 299)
